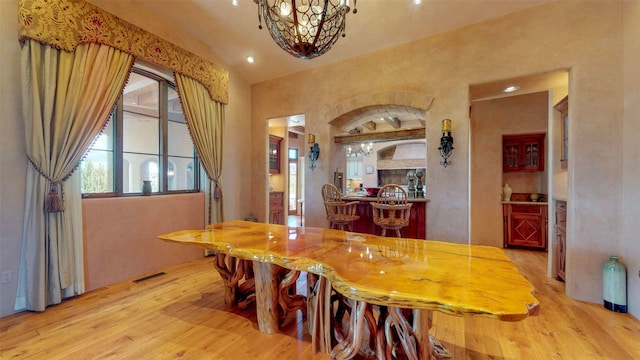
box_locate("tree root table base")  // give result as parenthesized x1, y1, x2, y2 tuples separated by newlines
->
(213, 255, 447, 359)
(212, 253, 306, 334)
(308, 274, 450, 360)
(159, 221, 538, 360)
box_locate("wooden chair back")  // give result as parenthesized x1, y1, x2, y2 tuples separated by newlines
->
(371, 184, 412, 237)
(321, 183, 360, 231)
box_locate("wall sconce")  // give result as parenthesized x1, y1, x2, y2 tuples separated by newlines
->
(308, 134, 320, 170)
(438, 119, 454, 168)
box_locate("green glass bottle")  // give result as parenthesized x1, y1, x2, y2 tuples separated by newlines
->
(603, 256, 627, 313)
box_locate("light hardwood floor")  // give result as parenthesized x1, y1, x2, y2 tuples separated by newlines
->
(1, 249, 638, 359)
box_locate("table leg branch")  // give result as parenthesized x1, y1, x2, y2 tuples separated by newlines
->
(236, 260, 256, 309)
(277, 269, 307, 323)
(383, 311, 402, 359)
(331, 293, 352, 344)
(308, 274, 334, 355)
(374, 306, 391, 360)
(253, 261, 279, 334)
(330, 299, 367, 360)
(359, 304, 379, 358)
(412, 309, 433, 360)
(388, 306, 419, 360)
(213, 254, 255, 309)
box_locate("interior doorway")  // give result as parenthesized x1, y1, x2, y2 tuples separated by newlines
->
(287, 127, 305, 227)
(468, 70, 569, 281)
(267, 114, 306, 227)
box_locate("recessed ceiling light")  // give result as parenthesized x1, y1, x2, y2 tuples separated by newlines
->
(503, 85, 519, 93)
(413, 0, 422, 4)
(231, 0, 238, 7)
(246, 56, 254, 63)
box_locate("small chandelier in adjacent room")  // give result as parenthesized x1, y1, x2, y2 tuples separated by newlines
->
(346, 142, 372, 157)
(254, 0, 357, 59)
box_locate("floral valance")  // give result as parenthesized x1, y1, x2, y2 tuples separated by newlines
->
(18, 0, 229, 104)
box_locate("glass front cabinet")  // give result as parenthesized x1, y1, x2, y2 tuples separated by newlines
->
(269, 134, 283, 174)
(502, 133, 545, 172)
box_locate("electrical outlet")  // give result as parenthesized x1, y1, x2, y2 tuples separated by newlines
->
(1, 270, 12, 284)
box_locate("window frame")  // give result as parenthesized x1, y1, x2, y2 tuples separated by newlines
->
(81, 66, 200, 198)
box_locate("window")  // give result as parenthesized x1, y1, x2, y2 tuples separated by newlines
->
(81, 66, 199, 196)
(288, 148, 298, 213)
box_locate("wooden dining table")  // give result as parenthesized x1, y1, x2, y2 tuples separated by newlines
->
(158, 220, 539, 360)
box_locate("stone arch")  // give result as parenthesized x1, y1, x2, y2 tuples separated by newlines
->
(324, 90, 435, 127)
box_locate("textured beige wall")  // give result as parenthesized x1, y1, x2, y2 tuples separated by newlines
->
(622, 0, 640, 318)
(471, 92, 549, 248)
(251, 1, 628, 306)
(82, 194, 205, 291)
(224, 71, 254, 222)
(0, 0, 26, 317)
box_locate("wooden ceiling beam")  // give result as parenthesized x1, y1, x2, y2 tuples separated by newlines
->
(334, 128, 425, 144)
(383, 117, 401, 129)
(362, 121, 376, 131)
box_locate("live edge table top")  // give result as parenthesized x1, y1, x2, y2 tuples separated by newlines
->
(158, 220, 539, 322)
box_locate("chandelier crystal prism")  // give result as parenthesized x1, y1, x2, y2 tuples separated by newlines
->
(255, 0, 357, 59)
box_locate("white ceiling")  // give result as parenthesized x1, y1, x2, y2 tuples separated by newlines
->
(87, 0, 554, 85)
(87, 0, 560, 131)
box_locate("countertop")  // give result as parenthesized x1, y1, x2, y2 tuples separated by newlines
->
(501, 201, 548, 205)
(344, 195, 430, 203)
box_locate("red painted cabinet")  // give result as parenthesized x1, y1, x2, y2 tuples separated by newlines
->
(503, 133, 545, 172)
(269, 191, 284, 224)
(350, 199, 426, 239)
(503, 203, 547, 249)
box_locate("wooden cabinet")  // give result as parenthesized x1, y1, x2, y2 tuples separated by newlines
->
(346, 157, 363, 179)
(554, 200, 567, 281)
(269, 134, 282, 174)
(503, 203, 548, 249)
(269, 191, 284, 225)
(503, 133, 545, 172)
(554, 96, 569, 170)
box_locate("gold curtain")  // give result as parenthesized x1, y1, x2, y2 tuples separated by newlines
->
(15, 39, 133, 311)
(175, 73, 225, 224)
(19, 0, 228, 104)
(16, 0, 229, 311)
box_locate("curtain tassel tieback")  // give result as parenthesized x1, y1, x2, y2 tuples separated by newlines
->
(214, 180, 222, 200)
(44, 181, 64, 213)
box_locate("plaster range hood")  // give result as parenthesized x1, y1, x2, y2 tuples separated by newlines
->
(377, 142, 426, 170)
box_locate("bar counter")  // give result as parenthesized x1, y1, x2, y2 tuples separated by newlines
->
(342, 195, 429, 239)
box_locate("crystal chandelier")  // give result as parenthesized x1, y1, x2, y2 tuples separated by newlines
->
(255, 0, 357, 59)
(346, 142, 372, 157)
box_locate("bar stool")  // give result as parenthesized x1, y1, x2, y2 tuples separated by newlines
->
(321, 183, 360, 231)
(371, 184, 412, 237)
